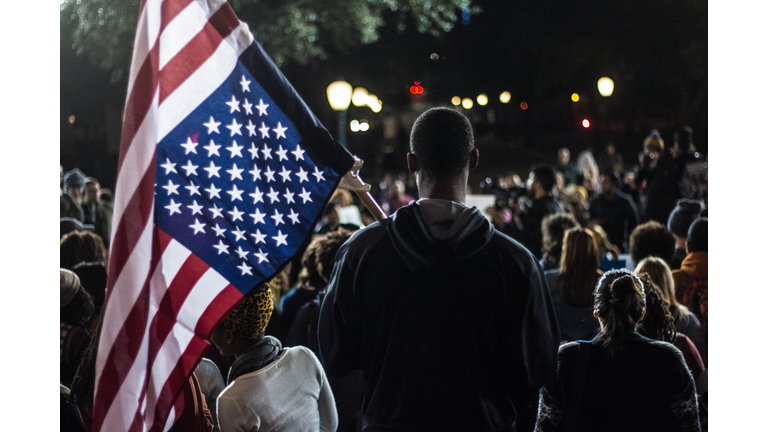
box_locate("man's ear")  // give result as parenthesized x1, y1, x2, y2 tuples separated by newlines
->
(407, 152, 420, 174)
(469, 148, 479, 170)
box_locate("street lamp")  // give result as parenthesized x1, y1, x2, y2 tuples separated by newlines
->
(597, 77, 614, 97)
(327, 80, 353, 147)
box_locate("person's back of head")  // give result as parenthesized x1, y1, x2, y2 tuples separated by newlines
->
(667, 199, 703, 239)
(674, 126, 693, 154)
(629, 221, 676, 266)
(686, 217, 707, 253)
(61, 269, 95, 328)
(634, 256, 683, 314)
(560, 227, 600, 307)
(531, 164, 557, 193)
(60, 230, 108, 270)
(635, 274, 676, 343)
(410, 107, 474, 180)
(593, 269, 645, 357)
(541, 213, 580, 268)
(299, 227, 357, 289)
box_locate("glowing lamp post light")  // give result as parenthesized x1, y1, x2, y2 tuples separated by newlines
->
(597, 77, 614, 97)
(327, 81, 353, 147)
(477, 94, 488, 106)
(462, 98, 473, 110)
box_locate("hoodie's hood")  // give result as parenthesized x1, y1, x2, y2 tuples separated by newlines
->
(680, 251, 707, 279)
(387, 199, 494, 272)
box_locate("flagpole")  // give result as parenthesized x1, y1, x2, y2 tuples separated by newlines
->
(338, 157, 387, 221)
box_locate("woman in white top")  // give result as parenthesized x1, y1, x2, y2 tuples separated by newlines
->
(210, 283, 337, 432)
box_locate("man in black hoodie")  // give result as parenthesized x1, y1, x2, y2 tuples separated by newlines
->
(318, 107, 560, 432)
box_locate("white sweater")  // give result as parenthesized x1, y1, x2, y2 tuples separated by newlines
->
(216, 346, 338, 432)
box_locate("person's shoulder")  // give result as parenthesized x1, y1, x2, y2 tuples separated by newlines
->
(490, 228, 538, 262)
(556, 341, 580, 364)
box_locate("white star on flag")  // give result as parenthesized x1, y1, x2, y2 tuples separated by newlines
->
(249, 187, 264, 204)
(232, 227, 247, 242)
(213, 240, 229, 254)
(212, 224, 226, 237)
(278, 166, 292, 182)
(203, 117, 221, 134)
(181, 137, 198, 154)
(287, 209, 300, 225)
(185, 182, 201, 196)
(204, 140, 221, 157)
(181, 160, 199, 176)
(261, 143, 272, 160)
(273, 122, 288, 139)
(240, 75, 251, 92)
(254, 248, 269, 263)
(235, 246, 249, 259)
(270, 209, 285, 226)
(228, 206, 244, 222)
(251, 230, 266, 244)
(245, 120, 257, 137)
(226, 163, 244, 180)
(296, 167, 309, 183)
(205, 184, 222, 199)
(227, 141, 244, 158)
(238, 262, 253, 275)
(273, 230, 288, 247)
(267, 187, 280, 203)
(249, 208, 266, 224)
(292, 145, 305, 161)
(242, 99, 253, 115)
(226, 95, 241, 113)
(276, 145, 288, 161)
(190, 219, 206, 234)
(208, 204, 224, 219)
(163, 180, 180, 195)
(264, 166, 276, 182)
(312, 167, 325, 182)
(204, 161, 222, 178)
(299, 188, 312, 203)
(165, 199, 182, 215)
(249, 166, 262, 181)
(283, 188, 295, 204)
(161, 158, 177, 174)
(255, 99, 269, 116)
(259, 122, 270, 138)
(227, 184, 244, 201)
(226, 118, 243, 136)
(248, 143, 260, 160)
(188, 200, 203, 215)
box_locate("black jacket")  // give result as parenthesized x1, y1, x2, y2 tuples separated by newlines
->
(318, 201, 560, 431)
(589, 191, 640, 252)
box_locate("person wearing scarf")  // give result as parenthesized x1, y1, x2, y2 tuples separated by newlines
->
(211, 283, 337, 432)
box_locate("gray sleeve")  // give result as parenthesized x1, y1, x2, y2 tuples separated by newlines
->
(195, 358, 226, 432)
(310, 349, 338, 432)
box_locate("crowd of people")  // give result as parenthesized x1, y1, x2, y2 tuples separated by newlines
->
(61, 107, 708, 431)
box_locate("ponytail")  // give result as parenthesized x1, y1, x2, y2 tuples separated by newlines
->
(594, 269, 645, 358)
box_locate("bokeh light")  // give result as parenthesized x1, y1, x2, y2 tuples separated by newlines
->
(451, 96, 461, 106)
(68, 115, 76, 124)
(582, 119, 591, 128)
(350, 120, 360, 132)
(499, 91, 511, 103)
(477, 94, 488, 106)
(430, 53, 439, 60)
(462, 98, 473, 109)
(571, 93, 580, 102)
(597, 77, 614, 97)
(520, 101, 528, 110)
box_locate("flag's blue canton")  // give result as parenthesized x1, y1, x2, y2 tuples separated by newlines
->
(155, 61, 338, 293)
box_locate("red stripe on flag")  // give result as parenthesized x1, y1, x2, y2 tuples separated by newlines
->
(146, 284, 243, 431)
(93, 228, 172, 432)
(148, 337, 211, 432)
(105, 156, 157, 303)
(158, 2, 240, 104)
(160, 0, 194, 33)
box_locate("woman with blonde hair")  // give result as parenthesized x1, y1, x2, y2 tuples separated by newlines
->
(544, 227, 602, 342)
(635, 256, 706, 366)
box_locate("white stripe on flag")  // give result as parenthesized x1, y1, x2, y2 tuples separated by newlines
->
(158, 1, 213, 70)
(156, 22, 252, 140)
(100, 239, 191, 431)
(125, 0, 163, 110)
(142, 266, 230, 427)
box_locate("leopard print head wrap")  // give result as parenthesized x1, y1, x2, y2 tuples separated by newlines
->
(222, 283, 274, 340)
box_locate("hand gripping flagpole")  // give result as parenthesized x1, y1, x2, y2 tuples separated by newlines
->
(338, 157, 387, 221)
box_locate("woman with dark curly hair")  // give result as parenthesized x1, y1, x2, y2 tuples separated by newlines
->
(535, 269, 700, 432)
(60, 269, 94, 387)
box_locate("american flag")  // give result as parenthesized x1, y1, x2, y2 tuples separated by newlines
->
(93, 0, 354, 431)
